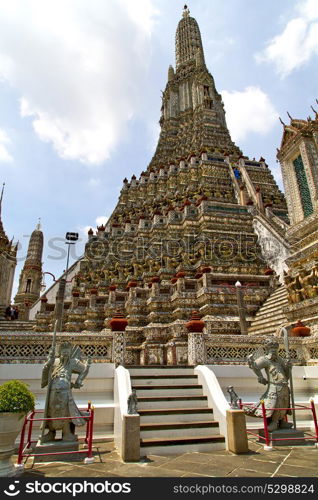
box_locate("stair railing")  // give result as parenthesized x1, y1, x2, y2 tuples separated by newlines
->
(194, 365, 230, 446)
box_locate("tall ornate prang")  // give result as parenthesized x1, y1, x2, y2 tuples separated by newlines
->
(15, 220, 43, 319)
(0, 183, 17, 318)
(277, 111, 318, 332)
(32, 7, 291, 356)
(151, 5, 241, 167)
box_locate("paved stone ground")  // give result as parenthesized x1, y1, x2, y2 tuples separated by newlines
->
(14, 438, 318, 478)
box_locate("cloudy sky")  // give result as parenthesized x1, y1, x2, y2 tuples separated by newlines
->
(0, 0, 317, 297)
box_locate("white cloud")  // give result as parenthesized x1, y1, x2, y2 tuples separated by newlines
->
(96, 216, 108, 226)
(0, 128, 13, 163)
(256, 0, 318, 77)
(79, 215, 109, 238)
(88, 178, 101, 188)
(300, 0, 318, 20)
(222, 86, 278, 142)
(0, 0, 157, 164)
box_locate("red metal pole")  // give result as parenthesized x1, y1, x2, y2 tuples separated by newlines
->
(87, 407, 94, 459)
(17, 415, 28, 465)
(26, 411, 35, 449)
(310, 400, 318, 443)
(261, 400, 271, 448)
(85, 401, 91, 444)
(238, 398, 243, 409)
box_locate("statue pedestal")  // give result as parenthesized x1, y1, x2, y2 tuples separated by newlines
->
(33, 439, 81, 462)
(258, 428, 306, 446)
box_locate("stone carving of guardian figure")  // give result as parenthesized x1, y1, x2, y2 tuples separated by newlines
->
(41, 342, 91, 443)
(245, 339, 292, 432)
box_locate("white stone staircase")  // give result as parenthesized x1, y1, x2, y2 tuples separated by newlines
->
(248, 285, 289, 336)
(0, 320, 36, 331)
(128, 366, 226, 456)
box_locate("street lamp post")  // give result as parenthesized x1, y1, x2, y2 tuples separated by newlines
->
(65, 232, 79, 278)
(235, 281, 248, 335)
(55, 232, 79, 332)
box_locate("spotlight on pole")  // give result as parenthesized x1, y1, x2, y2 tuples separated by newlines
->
(65, 232, 79, 277)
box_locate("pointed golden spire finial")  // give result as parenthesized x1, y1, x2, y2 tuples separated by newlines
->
(183, 4, 190, 17)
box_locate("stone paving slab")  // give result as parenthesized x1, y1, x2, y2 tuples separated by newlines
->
(13, 439, 318, 478)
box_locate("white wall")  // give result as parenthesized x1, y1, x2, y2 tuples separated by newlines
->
(206, 364, 318, 427)
(0, 362, 115, 433)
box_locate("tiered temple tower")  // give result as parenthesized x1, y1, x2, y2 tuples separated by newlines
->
(0, 184, 17, 317)
(150, 6, 241, 167)
(277, 111, 318, 333)
(35, 7, 290, 364)
(15, 221, 43, 319)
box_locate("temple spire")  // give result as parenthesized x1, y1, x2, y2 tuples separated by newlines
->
(0, 182, 4, 218)
(14, 222, 44, 318)
(176, 6, 205, 69)
(183, 5, 190, 18)
(0, 183, 6, 239)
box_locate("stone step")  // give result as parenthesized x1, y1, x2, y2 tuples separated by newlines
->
(133, 385, 203, 397)
(248, 325, 280, 336)
(0, 322, 35, 328)
(139, 407, 214, 423)
(252, 305, 288, 319)
(251, 310, 287, 322)
(261, 294, 288, 306)
(137, 395, 208, 410)
(266, 286, 287, 296)
(265, 287, 287, 297)
(249, 319, 287, 330)
(248, 319, 287, 331)
(248, 313, 287, 328)
(128, 366, 194, 376)
(132, 366, 226, 456)
(0, 320, 36, 324)
(130, 375, 198, 386)
(140, 420, 220, 438)
(253, 299, 288, 315)
(254, 292, 288, 305)
(140, 434, 225, 456)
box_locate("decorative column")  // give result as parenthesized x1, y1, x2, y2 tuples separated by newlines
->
(235, 281, 248, 335)
(55, 278, 66, 332)
(40, 296, 48, 313)
(186, 311, 206, 366)
(255, 186, 264, 212)
(24, 300, 30, 321)
(110, 311, 128, 365)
